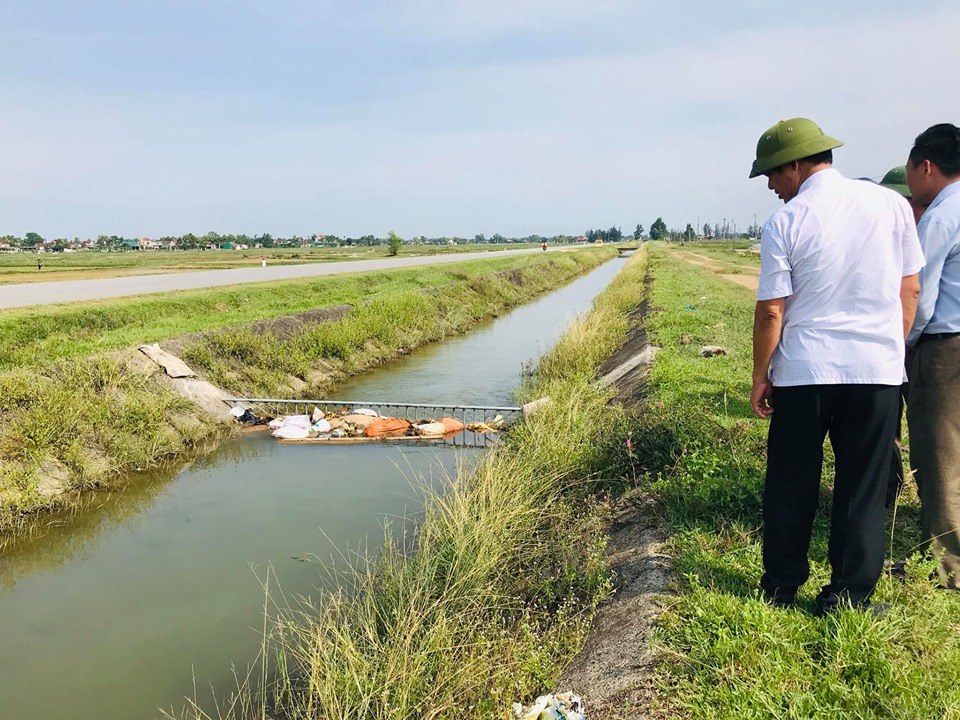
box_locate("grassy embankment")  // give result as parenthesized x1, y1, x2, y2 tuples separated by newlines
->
(171, 249, 651, 720)
(632, 244, 960, 718)
(0, 244, 546, 283)
(0, 249, 613, 538)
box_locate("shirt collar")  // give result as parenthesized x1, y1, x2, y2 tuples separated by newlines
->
(797, 167, 843, 195)
(927, 179, 960, 212)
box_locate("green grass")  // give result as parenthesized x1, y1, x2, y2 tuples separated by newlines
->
(632, 244, 960, 719)
(167, 249, 651, 720)
(0, 249, 614, 538)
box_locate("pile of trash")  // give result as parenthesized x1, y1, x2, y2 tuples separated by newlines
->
(513, 692, 585, 720)
(232, 405, 506, 442)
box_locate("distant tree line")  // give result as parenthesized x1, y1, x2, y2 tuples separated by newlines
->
(643, 216, 761, 243)
(584, 226, 623, 243)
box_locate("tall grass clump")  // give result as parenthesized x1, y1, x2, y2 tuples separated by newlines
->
(631, 244, 960, 719)
(169, 249, 651, 720)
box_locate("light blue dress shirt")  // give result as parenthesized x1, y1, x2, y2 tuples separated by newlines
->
(908, 181, 960, 345)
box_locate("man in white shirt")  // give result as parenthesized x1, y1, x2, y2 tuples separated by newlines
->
(749, 118, 924, 615)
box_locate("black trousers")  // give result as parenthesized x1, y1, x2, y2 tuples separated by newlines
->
(761, 384, 900, 609)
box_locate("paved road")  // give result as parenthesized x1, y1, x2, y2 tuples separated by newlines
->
(0, 248, 545, 310)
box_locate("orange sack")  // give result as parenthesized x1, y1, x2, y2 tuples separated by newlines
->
(364, 417, 412, 437)
(439, 417, 465, 434)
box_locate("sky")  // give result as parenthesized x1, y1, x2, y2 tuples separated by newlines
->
(1, 0, 958, 239)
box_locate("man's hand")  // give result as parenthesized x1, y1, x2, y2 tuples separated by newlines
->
(751, 379, 774, 419)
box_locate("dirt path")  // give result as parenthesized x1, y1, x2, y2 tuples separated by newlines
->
(671, 249, 759, 291)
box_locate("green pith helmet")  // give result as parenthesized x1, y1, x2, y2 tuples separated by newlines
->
(879, 165, 911, 198)
(749, 118, 844, 178)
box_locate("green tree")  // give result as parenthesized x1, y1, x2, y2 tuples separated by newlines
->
(649, 217, 668, 240)
(24, 231, 44, 248)
(474, 233, 486, 244)
(633, 224, 644, 240)
(179, 233, 200, 250)
(703, 223, 712, 238)
(387, 231, 403, 256)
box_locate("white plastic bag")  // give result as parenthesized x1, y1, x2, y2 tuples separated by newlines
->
(272, 425, 309, 440)
(281, 415, 312, 429)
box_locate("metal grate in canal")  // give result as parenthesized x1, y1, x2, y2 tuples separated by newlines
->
(224, 397, 522, 448)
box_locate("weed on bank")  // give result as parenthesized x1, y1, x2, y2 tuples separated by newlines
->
(168, 250, 650, 720)
(632, 245, 960, 720)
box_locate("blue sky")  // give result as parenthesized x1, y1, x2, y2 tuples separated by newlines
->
(2, 0, 958, 239)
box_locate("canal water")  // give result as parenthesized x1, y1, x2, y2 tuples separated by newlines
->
(0, 257, 625, 720)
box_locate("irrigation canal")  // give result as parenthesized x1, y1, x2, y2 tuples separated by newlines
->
(0, 257, 626, 720)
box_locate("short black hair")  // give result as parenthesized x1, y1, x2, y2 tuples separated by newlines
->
(800, 149, 833, 167)
(908, 123, 960, 178)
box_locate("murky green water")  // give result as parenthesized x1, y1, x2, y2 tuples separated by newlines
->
(0, 258, 624, 719)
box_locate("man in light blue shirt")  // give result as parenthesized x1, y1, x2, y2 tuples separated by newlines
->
(905, 122, 960, 591)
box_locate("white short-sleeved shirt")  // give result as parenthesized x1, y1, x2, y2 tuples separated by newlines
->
(757, 168, 925, 386)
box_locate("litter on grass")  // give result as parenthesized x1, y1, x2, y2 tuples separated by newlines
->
(513, 692, 585, 720)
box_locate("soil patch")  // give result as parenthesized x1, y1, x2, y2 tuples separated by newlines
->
(160, 304, 354, 356)
(719, 273, 758, 290)
(673, 250, 759, 291)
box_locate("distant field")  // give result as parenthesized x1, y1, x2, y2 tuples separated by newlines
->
(0, 243, 545, 284)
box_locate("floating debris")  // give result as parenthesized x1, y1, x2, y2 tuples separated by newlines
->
(250, 407, 508, 443)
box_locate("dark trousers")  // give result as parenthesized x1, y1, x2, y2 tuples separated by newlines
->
(907, 335, 960, 590)
(761, 384, 900, 610)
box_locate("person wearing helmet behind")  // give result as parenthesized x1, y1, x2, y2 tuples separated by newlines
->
(877, 166, 928, 509)
(881, 165, 928, 224)
(749, 118, 924, 616)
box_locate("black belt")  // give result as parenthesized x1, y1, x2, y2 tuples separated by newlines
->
(918, 331, 960, 343)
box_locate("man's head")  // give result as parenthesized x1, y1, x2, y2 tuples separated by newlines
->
(879, 165, 927, 224)
(905, 123, 960, 206)
(750, 118, 843, 203)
